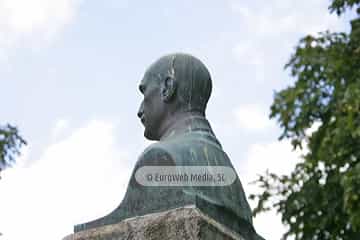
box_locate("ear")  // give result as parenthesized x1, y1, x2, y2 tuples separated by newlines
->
(161, 76, 176, 102)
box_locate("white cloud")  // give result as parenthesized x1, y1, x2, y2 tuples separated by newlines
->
(237, 139, 302, 239)
(0, 0, 83, 53)
(0, 120, 132, 240)
(234, 104, 274, 131)
(243, 140, 301, 177)
(233, 42, 264, 66)
(230, 0, 342, 37)
(51, 118, 70, 139)
(230, 0, 345, 83)
(1, 0, 79, 33)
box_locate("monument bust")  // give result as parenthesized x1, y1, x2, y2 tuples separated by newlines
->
(74, 53, 264, 240)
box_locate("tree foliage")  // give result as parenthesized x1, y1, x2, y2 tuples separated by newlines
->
(250, 1, 360, 239)
(0, 124, 26, 177)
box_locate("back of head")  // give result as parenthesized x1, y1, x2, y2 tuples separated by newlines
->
(150, 53, 212, 114)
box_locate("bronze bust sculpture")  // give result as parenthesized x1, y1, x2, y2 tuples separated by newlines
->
(75, 53, 264, 240)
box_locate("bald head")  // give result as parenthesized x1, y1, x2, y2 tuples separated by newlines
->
(138, 53, 213, 140)
(144, 53, 212, 114)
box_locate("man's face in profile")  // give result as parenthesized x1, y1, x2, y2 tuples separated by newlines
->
(137, 71, 166, 141)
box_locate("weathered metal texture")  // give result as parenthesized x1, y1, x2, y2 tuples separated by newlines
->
(74, 54, 265, 240)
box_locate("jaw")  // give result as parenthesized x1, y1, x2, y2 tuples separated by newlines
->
(144, 128, 160, 141)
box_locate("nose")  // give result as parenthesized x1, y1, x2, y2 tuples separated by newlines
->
(137, 102, 144, 119)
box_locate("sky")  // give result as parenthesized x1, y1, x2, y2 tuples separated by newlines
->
(0, 0, 355, 239)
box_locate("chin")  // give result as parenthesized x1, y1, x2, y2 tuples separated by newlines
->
(144, 130, 159, 141)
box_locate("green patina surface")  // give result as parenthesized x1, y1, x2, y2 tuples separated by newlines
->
(74, 54, 265, 240)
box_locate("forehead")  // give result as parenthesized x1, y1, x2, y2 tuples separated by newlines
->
(140, 71, 157, 87)
(140, 58, 171, 87)
(139, 72, 158, 92)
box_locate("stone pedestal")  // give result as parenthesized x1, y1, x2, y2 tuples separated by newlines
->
(63, 206, 244, 240)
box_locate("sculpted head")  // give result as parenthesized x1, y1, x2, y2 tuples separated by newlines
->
(137, 53, 212, 140)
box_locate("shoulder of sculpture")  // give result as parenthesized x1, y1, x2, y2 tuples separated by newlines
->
(142, 141, 172, 154)
(136, 142, 175, 167)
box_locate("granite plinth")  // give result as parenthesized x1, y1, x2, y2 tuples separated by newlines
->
(63, 206, 244, 240)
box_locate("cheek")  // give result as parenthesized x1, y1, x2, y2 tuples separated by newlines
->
(143, 89, 159, 112)
(143, 97, 153, 115)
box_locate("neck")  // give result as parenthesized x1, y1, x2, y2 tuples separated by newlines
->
(159, 111, 214, 141)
